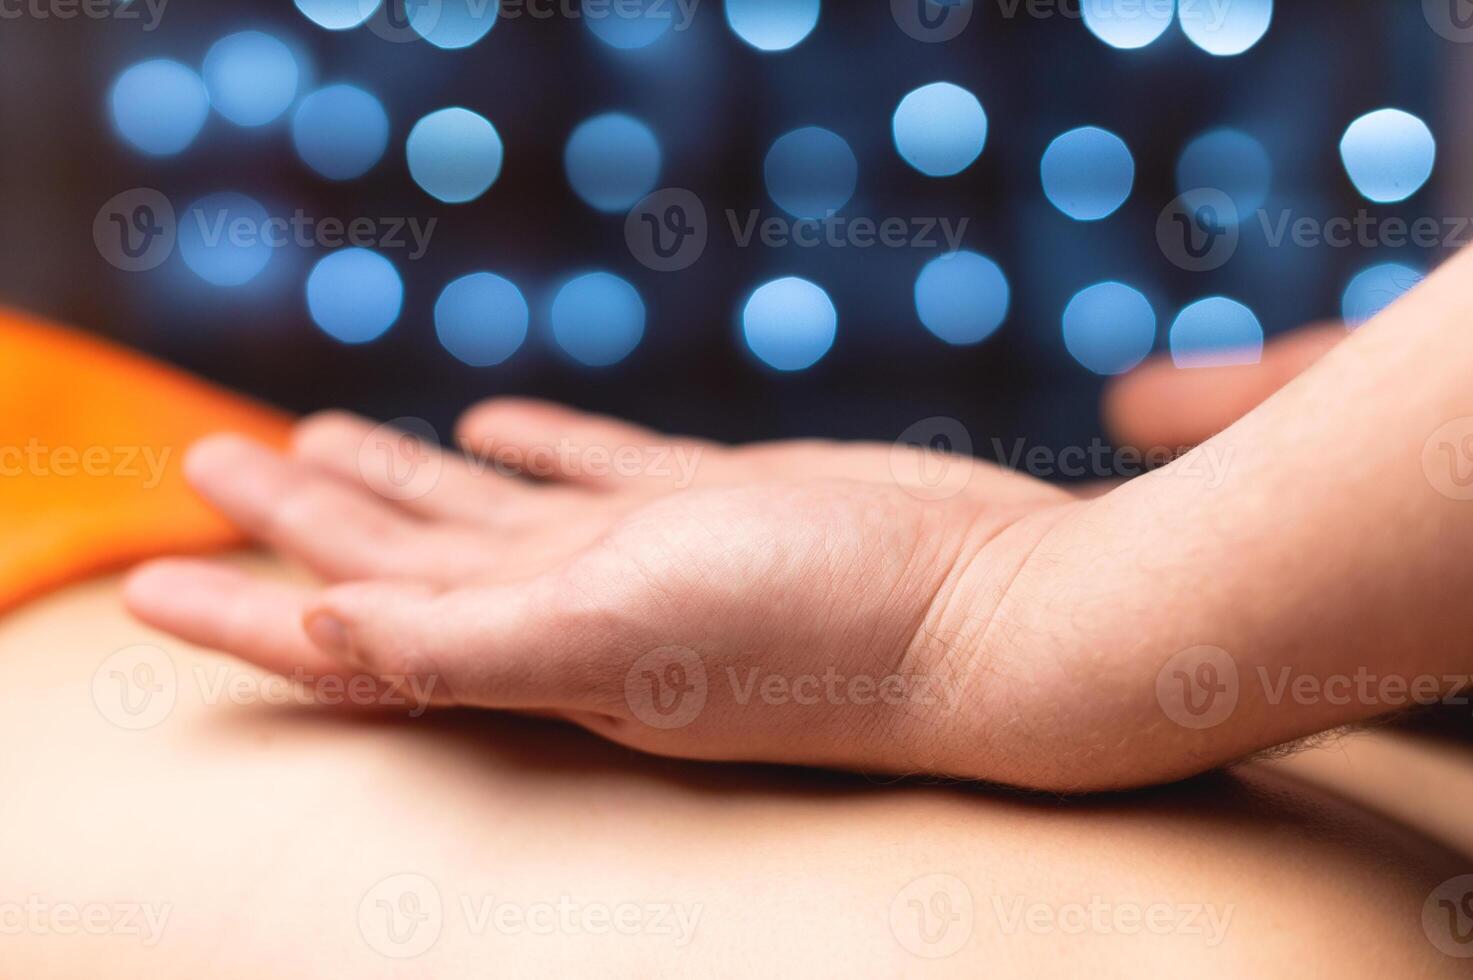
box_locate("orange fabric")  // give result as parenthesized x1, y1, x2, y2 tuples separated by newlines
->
(0, 308, 290, 614)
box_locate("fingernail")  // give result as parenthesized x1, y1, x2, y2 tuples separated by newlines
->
(305, 612, 358, 664)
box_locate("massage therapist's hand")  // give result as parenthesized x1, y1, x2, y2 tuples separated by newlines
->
(124, 399, 1089, 783)
(110, 380, 1294, 790)
(126, 246, 1473, 791)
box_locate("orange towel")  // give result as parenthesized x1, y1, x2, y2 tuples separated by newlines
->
(0, 308, 291, 614)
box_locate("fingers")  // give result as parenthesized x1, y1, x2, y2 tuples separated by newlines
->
(291, 411, 560, 527)
(123, 559, 452, 713)
(184, 433, 491, 584)
(302, 578, 620, 713)
(126, 559, 629, 714)
(455, 397, 714, 491)
(1103, 323, 1346, 451)
(124, 558, 346, 678)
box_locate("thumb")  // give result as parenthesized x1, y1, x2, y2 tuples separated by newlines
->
(302, 580, 614, 713)
(1103, 323, 1345, 452)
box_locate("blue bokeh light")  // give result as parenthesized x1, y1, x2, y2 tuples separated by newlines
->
(292, 84, 389, 181)
(586, 0, 675, 49)
(1340, 109, 1436, 204)
(1179, 0, 1272, 56)
(295, 0, 379, 30)
(1040, 127, 1135, 222)
(551, 272, 646, 367)
(202, 31, 300, 127)
(407, 108, 504, 204)
(1082, 0, 1174, 49)
(1341, 263, 1423, 328)
(564, 113, 662, 213)
(1170, 297, 1264, 367)
(435, 273, 529, 367)
(914, 251, 1009, 346)
(742, 277, 837, 371)
(410, 0, 498, 49)
(1062, 282, 1156, 375)
(726, 0, 820, 51)
(1176, 128, 1272, 224)
(109, 59, 210, 156)
(892, 82, 987, 178)
(307, 249, 403, 344)
(763, 127, 858, 220)
(178, 192, 274, 287)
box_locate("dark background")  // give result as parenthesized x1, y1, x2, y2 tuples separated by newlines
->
(0, 1, 1465, 458)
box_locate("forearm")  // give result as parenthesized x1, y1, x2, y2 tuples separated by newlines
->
(1086, 245, 1473, 779)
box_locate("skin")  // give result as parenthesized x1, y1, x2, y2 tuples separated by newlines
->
(4, 570, 1469, 977)
(125, 245, 1472, 792)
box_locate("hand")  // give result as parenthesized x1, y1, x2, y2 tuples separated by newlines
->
(124, 400, 1081, 780)
(128, 321, 1402, 792)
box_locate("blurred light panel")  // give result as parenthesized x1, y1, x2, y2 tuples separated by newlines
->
(292, 84, 389, 180)
(410, 0, 497, 49)
(742, 277, 836, 371)
(109, 59, 210, 156)
(307, 249, 403, 343)
(764, 127, 858, 220)
(1082, 0, 1173, 49)
(564, 113, 662, 212)
(551, 272, 645, 367)
(1170, 297, 1264, 367)
(586, 0, 674, 49)
(407, 108, 504, 204)
(1176, 128, 1272, 224)
(726, 0, 820, 51)
(1179, 0, 1271, 56)
(202, 31, 300, 127)
(179, 192, 273, 287)
(295, 0, 379, 30)
(1040, 127, 1134, 221)
(1341, 263, 1423, 327)
(1062, 282, 1156, 375)
(435, 273, 529, 366)
(892, 82, 987, 177)
(1340, 109, 1436, 204)
(914, 251, 1009, 345)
